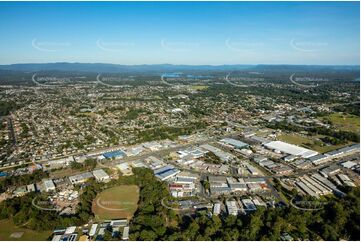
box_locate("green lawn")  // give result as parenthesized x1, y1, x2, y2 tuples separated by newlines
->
(92, 185, 139, 220)
(0, 219, 52, 241)
(325, 113, 360, 133)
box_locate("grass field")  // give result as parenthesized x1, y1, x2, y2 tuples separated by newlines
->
(324, 113, 360, 133)
(278, 133, 351, 153)
(92, 185, 139, 220)
(0, 219, 52, 241)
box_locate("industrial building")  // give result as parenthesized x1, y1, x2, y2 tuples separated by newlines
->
(308, 154, 329, 165)
(69, 172, 94, 185)
(116, 162, 133, 176)
(219, 138, 249, 149)
(264, 141, 318, 158)
(154, 165, 180, 181)
(43, 179, 56, 192)
(101, 150, 126, 159)
(242, 199, 257, 211)
(226, 200, 238, 216)
(92, 169, 110, 182)
(122, 226, 129, 240)
(200, 144, 235, 162)
(213, 202, 221, 215)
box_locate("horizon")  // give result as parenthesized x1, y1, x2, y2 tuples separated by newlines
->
(1, 62, 360, 67)
(0, 1, 359, 65)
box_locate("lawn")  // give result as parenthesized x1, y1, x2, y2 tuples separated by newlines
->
(277, 133, 351, 153)
(0, 219, 52, 241)
(324, 113, 360, 133)
(92, 185, 139, 220)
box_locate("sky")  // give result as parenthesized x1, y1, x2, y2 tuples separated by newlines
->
(0, 1, 359, 65)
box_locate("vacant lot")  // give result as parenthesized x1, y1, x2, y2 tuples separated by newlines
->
(0, 219, 52, 241)
(278, 133, 351, 153)
(325, 113, 360, 133)
(92, 185, 139, 220)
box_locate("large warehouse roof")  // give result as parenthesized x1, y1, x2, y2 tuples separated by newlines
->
(220, 138, 249, 148)
(264, 141, 318, 158)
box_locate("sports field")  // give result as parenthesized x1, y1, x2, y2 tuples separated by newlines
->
(0, 219, 52, 241)
(92, 185, 139, 220)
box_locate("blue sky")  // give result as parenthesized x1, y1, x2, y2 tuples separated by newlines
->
(0, 1, 359, 65)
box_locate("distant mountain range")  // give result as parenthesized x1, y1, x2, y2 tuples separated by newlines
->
(0, 62, 359, 74)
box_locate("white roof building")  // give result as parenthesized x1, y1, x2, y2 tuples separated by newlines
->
(264, 141, 318, 158)
(213, 202, 221, 215)
(122, 226, 129, 240)
(64, 226, 77, 235)
(92, 169, 110, 182)
(43, 179, 56, 192)
(341, 161, 357, 169)
(89, 224, 98, 237)
(226, 200, 238, 216)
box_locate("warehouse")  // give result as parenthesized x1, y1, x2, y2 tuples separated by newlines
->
(213, 202, 221, 215)
(102, 150, 126, 159)
(116, 162, 133, 176)
(226, 200, 239, 216)
(210, 186, 231, 195)
(122, 226, 129, 240)
(92, 169, 110, 182)
(220, 138, 249, 149)
(69, 172, 93, 185)
(296, 181, 318, 198)
(242, 199, 257, 211)
(200, 144, 234, 162)
(154, 165, 180, 181)
(43, 179, 56, 192)
(308, 154, 329, 165)
(264, 141, 318, 158)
